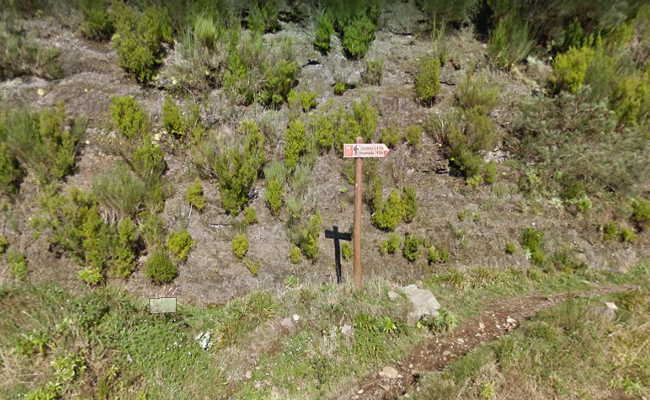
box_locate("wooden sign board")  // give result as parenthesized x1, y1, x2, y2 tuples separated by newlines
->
(149, 297, 177, 313)
(343, 143, 390, 158)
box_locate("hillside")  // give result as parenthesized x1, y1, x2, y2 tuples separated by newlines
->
(1, 1, 649, 399)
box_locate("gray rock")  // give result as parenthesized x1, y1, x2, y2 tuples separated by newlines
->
(387, 290, 399, 301)
(194, 331, 212, 350)
(591, 301, 618, 321)
(280, 317, 294, 330)
(341, 324, 354, 337)
(401, 284, 441, 325)
(379, 366, 400, 379)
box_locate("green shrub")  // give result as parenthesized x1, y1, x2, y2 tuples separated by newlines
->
(372, 189, 404, 231)
(243, 206, 258, 225)
(140, 212, 165, 248)
(416, 0, 479, 25)
(212, 121, 266, 214)
(402, 186, 417, 223)
(456, 72, 500, 114)
(514, 91, 648, 197)
(145, 249, 177, 284)
(342, 15, 376, 59)
(186, 179, 206, 212)
(7, 250, 27, 281)
(112, 4, 173, 83)
(113, 217, 138, 278)
(264, 161, 285, 216)
(131, 140, 167, 187)
(402, 234, 422, 262)
(79, 0, 114, 41)
(362, 59, 383, 86)
(24, 383, 59, 400)
(551, 45, 596, 93)
(342, 242, 353, 261)
(78, 266, 103, 286)
(610, 71, 650, 127)
(352, 98, 378, 142)
(631, 197, 650, 230)
(0, 23, 62, 80)
(427, 245, 449, 264)
(505, 241, 517, 254)
(521, 227, 545, 266)
(0, 104, 85, 186)
(379, 233, 401, 255)
(0, 142, 24, 194)
(92, 165, 147, 219)
(420, 308, 458, 333)
(167, 230, 195, 262)
(232, 234, 249, 259)
(314, 12, 334, 54)
(415, 56, 441, 105)
(333, 81, 348, 96)
(247, 1, 280, 34)
(243, 257, 260, 276)
(110, 96, 148, 139)
(293, 213, 322, 260)
(289, 246, 302, 264)
(260, 60, 299, 108)
(0, 234, 8, 254)
(288, 90, 317, 113)
(405, 125, 422, 149)
(162, 96, 183, 137)
(284, 119, 307, 171)
(380, 125, 403, 149)
(488, 13, 534, 70)
(620, 226, 638, 243)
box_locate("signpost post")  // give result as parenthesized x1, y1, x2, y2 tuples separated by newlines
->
(343, 138, 390, 290)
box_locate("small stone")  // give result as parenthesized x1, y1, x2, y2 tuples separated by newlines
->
(245, 370, 253, 379)
(478, 322, 485, 330)
(280, 317, 294, 330)
(605, 302, 618, 311)
(442, 350, 451, 357)
(379, 366, 400, 379)
(292, 314, 300, 322)
(341, 324, 354, 337)
(358, 389, 364, 394)
(457, 338, 464, 344)
(506, 316, 517, 325)
(387, 290, 399, 301)
(37, 88, 45, 96)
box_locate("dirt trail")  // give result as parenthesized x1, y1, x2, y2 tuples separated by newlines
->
(334, 286, 631, 400)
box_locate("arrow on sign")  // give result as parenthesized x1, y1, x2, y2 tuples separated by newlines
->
(343, 143, 390, 158)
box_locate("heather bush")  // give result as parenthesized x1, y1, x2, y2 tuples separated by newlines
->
(247, 0, 280, 34)
(415, 56, 441, 105)
(521, 227, 545, 266)
(0, 142, 24, 194)
(131, 140, 167, 187)
(342, 15, 376, 59)
(112, 3, 173, 83)
(333, 81, 349, 96)
(260, 60, 299, 108)
(8, 250, 27, 281)
(379, 233, 401, 255)
(291, 213, 322, 260)
(92, 165, 147, 219)
(362, 59, 383, 86)
(186, 179, 206, 212)
(289, 246, 302, 264)
(402, 186, 417, 223)
(380, 125, 404, 148)
(167, 230, 195, 262)
(488, 13, 534, 70)
(427, 245, 450, 264)
(416, 0, 479, 26)
(0, 22, 62, 80)
(0, 104, 85, 186)
(372, 189, 404, 231)
(264, 161, 286, 216)
(405, 125, 422, 149)
(145, 249, 177, 284)
(243, 206, 258, 225)
(284, 120, 307, 171)
(232, 234, 249, 259)
(456, 72, 501, 114)
(551, 45, 596, 93)
(287, 90, 317, 114)
(314, 12, 334, 54)
(631, 197, 650, 231)
(162, 96, 183, 137)
(402, 234, 422, 262)
(110, 96, 148, 139)
(79, 0, 114, 41)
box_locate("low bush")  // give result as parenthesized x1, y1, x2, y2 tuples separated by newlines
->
(232, 234, 249, 259)
(112, 3, 173, 83)
(402, 186, 417, 223)
(352, 98, 379, 142)
(7, 250, 27, 281)
(145, 249, 177, 284)
(92, 165, 147, 219)
(0, 22, 62, 80)
(610, 70, 650, 127)
(427, 245, 449, 264)
(514, 91, 649, 197)
(416, 0, 479, 26)
(131, 140, 167, 185)
(379, 233, 401, 255)
(362, 59, 384, 86)
(243, 206, 258, 225)
(167, 230, 195, 262)
(372, 189, 405, 231)
(314, 12, 334, 54)
(289, 246, 302, 264)
(505, 241, 517, 254)
(631, 197, 650, 231)
(521, 227, 545, 266)
(292, 213, 322, 260)
(110, 96, 148, 139)
(260, 60, 299, 108)
(186, 179, 206, 212)
(333, 81, 348, 96)
(0, 235, 8, 254)
(456, 72, 501, 114)
(247, 0, 281, 34)
(402, 234, 422, 262)
(287, 90, 317, 114)
(405, 125, 422, 149)
(284, 119, 307, 171)
(79, 0, 114, 41)
(381, 125, 403, 149)
(415, 56, 441, 105)
(488, 13, 534, 70)
(342, 242, 353, 261)
(162, 96, 183, 137)
(0, 142, 24, 194)
(550, 45, 596, 93)
(264, 161, 286, 216)
(0, 104, 85, 186)
(342, 15, 376, 59)
(78, 266, 103, 286)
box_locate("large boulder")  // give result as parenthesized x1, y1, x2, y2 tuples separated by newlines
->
(401, 284, 441, 325)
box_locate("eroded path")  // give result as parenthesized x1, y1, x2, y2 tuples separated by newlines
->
(335, 286, 630, 400)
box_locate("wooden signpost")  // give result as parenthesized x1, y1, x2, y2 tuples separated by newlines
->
(343, 138, 390, 289)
